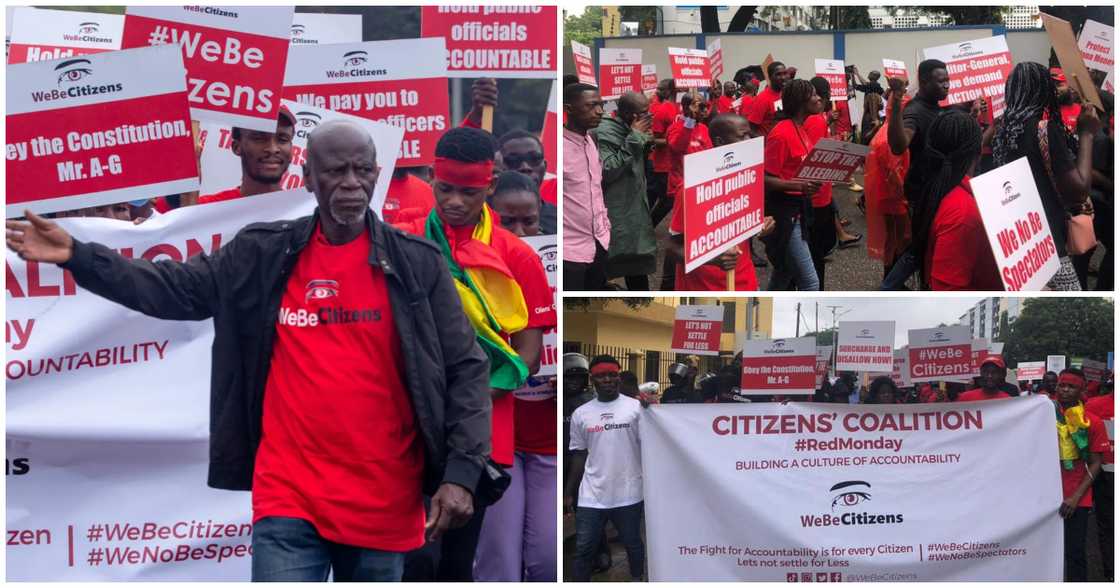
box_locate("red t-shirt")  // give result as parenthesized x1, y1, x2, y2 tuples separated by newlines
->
(666, 119, 712, 204)
(650, 100, 680, 173)
(1061, 410, 1110, 507)
(514, 380, 557, 455)
(957, 388, 1011, 402)
(539, 177, 557, 206)
(715, 95, 734, 114)
(198, 187, 243, 205)
(925, 178, 1002, 291)
(252, 223, 425, 551)
(382, 173, 435, 225)
(1085, 394, 1115, 469)
(1060, 103, 1081, 133)
(396, 216, 556, 466)
(764, 119, 812, 192)
(748, 85, 782, 136)
(834, 100, 853, 139)
(737, 94, 756, 118)
(668, 188, 759, 291)
(803, 113, 833, 207)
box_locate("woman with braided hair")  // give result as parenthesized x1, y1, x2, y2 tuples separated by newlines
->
(992, 61, 1101, 291)
(912, 110, 1001, 290)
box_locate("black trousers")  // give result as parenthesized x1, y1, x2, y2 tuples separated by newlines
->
(1064, 506, 1091, 582)
(1095, 470, 1114, 581)
(563, 241, 609, 291)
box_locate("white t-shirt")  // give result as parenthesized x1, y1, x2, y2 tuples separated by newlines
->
(568, 394, 643, 509)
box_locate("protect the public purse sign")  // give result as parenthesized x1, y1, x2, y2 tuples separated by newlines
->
(6, 44, 198, 218)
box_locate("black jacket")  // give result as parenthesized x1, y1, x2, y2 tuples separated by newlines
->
(62, 210, 492, 496)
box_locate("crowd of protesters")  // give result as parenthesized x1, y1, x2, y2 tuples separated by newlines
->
(12, 72, 558, 581)
(562, 351, 1113, 581)
(563, 50, 1114, 292)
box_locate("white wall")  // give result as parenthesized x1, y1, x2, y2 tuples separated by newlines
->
(707, 33, 833, 85)
(1006, 29, 1052, 67)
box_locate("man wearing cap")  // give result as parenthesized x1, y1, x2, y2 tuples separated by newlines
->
(566, 354, 646, 582)
(1051, 68, 1083, 133)
(197, 106, 297, 204)
(958, 356, 1012, 402)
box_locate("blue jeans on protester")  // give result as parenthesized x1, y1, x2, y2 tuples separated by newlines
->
(768, 221, 820, 291)
(251, 516, 405, 582)
(572, 502, 645, 581)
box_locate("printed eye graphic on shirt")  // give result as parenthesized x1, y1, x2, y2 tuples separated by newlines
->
(830, 480, 872, 511)
(305, 279, 340, 303)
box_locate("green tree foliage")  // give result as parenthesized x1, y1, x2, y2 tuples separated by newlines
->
(564, 6, 604, 47)
(1001, 298, 1114, 367)
(803, 330, 839, 346)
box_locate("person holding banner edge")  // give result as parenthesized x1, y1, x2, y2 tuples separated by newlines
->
(6, 121, 491, 582)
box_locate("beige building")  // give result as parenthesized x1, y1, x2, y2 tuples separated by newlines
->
(564, 297, 773, 385)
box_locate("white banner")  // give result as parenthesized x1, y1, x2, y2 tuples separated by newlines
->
(289, 12, 362, 46)
(7, 190, 319, 580)
(1078, 19, 1114, 74)
(640, 398, 1063, 581)
(521, 234, 557, 377)
(836, 321, 894, 373)
(197, 98, 403, 214)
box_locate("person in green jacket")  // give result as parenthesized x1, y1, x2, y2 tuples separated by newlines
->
(594, 91, 658, 290)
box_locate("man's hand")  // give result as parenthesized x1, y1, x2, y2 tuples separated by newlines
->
(466, 78, 499, 126)
(886, 76, 906, 97)
(564, 494, 575, 515)
(799, 180, 822, 196)
(758, 216, 776, 238)
(705, 246, 740, 271)
(1059, 496, 1079, 518)
(631, 113, 652, 135)
(426, 482, 474, 542)
(6, 210, 75, 264)
(1076, 102, 1102, 136)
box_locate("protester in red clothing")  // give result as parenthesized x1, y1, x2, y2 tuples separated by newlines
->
(712, 79, 733, 114)
(748, 61, 791, 137)
(1085, 379, 1115, 582)
(649, 79, 680, 227)
(1051, 68, 1083, 133)
(666, 112, 775, 291)
(197, 107, 296, 205)
(911, 110, 1001, 290)
(737, 81, 758, 120)
(958, 356, 1012, 402)
(806, 77, 838, 288)
(659, 92, 712, 290)
(382, 169, 437, 225)
(395, 127, 553, 580)
(1055, 368, 1109, 582)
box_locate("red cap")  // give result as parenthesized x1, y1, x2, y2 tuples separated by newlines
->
(1050, 67, 1067, 83)
(277, 104, 296, 127)
(981, 355, 1006, 370)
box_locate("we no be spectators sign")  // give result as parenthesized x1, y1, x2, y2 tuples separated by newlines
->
(682, 137, 765, 273)
(421, 6, 555, 78)
(8, 7, 123, 63)
(121, 6, 294, 132)
(283, 38, 450, 167)
(6, 44, 198, 218)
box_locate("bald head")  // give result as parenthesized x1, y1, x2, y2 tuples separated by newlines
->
(709, 113, 751, 146)
(303, 119, 380, 236)
(618, 91, 649, 116)
(305, 120, 376, 170)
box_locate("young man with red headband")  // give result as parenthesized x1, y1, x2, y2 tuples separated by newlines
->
(396, 126, 554, 580)
(957, 356, 1012, 402)
(1084, 377, 1114, 581)
(565, 354, 646, 582)
(1054, 368, 1109, 582)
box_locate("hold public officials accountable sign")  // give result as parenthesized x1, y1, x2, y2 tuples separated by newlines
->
(121, 6, 294, 132)
(283, 38, 450, 167)
(639, 398, 1062, 581)
(742, 337, 817, 396)
(921, 36, 1013, 117)
(421, 6, 555, 78)
(6, 44, 198, 219)
(197, 99, 403, 213)
(598, 48, 642, 101)
(971, 157, 1060, 291)
(836, 321, 894, 373)
(7, 191, 318, 580)
(8, 7, 123, 63)
(682, 137, 765, 273)
(670, 305, 725, 356)
(908, 326, 971, 383)
(668, 46, 712, 89)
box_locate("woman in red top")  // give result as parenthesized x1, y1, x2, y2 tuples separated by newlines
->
(761, 79, 823, 291)
(912, 110, 1002, 290)
(805, 77, 837, 289)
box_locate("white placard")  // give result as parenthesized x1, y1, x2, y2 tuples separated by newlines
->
(1078, 19, 1114, 74)
(520, 234, 558, 377)
(289, 12, 362, 45)
(1047, 355, 1067, 374)
(836, 321, 895, 373)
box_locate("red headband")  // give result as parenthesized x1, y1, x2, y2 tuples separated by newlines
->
(1059, 373, 1086, 387)
(433, 157, 493, 188)
(590, 362, 621, 376)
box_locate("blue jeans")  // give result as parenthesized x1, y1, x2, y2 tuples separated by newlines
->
(251, 516, 405, 582)
(572, 502, 645, 581)
(767, 221, 820, 291)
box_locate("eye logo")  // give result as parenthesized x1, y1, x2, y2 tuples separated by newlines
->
(958, 42, 973, 52)
(305, 279, 339, 303)
(1003, 181, 1014, 196)
(830, 480, 871, 511)
(860, 329, 871, 336)
(539, 243, 557, 262)
(600, 412, 614, 421)
(773, 339, 786, 348)
(722, 152, 735, 165)
(55, 58, 93, 86)
(297, 111, 321, 129)
(291, 23, 305, 37)
(343, 50, 368, 67)
(77, 22, 100, 35)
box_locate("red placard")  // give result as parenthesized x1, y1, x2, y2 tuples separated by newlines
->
(541, 82, 557, 176)
(708, 38, 724, 80)
(882, 58, 908, 81)
(815, 345, 833, 387)
(283, 38, 450, 167)
(815, 59, 848, 101)
(121, 7, 293, 133)
(420, 6, 555, 78)
(570, 40, 597, 86)
(922, 36, 1013, 117)
(668, 46, 712, 89)
(681, 137, 765, 273)
(598, 48, 642, 100)
(642, 64, 658, 92)
(741, 337, 817, 395)
(907, 327, 972, 383)
(1016, 362, 1047, 381)
(794, 139, 869, 184)
(670, 305, 724, 356)
(6, 45, 198, 218)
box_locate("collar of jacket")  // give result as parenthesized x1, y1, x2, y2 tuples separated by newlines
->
(288, 208, 397, 277)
